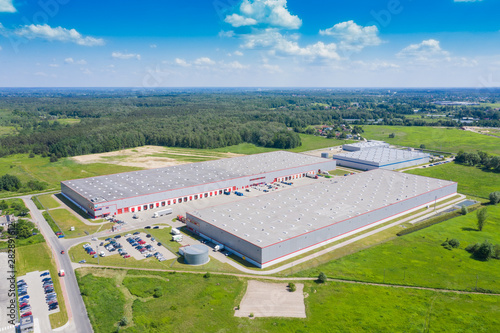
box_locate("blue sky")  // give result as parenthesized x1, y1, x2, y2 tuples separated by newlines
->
(0, 0, 499, 87)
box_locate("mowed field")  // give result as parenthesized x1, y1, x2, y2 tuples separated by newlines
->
(295, 205, 500, 293)
(77, 268, 500, 333)
(362, 125, 500, 155)
(405, 163, 499, 199)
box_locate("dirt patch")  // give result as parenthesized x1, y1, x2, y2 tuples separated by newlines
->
(235, 280, 306, 318)
(70, 145, 241, 169)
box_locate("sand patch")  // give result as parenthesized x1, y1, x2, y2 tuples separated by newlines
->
(235, 280, 306, 318)
(70, 145, 241, 169)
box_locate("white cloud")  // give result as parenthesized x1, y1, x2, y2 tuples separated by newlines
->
(219, 30, 236, 38)
(174, 58, 191, 67)
(14, 24, 104, 46)
(65, 58, 87, 65)
(397, 39, 449, 61)
(112, 52, 141, 60)
(225, 14, 258, 27)
(194, 57, 216, 66)
(49, 64, 59, 68)
(261, 63, 282, 73)
(150, 44, 157, 48)
(0, 0, 16, 13)
(226, 0, 302, 29)
(242, 29, 340, 60)
(233, 50, 244, 56)
(224, 61, 248, 69)
(320, 21, 382, 52)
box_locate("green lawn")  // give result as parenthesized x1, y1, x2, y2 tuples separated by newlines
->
(77, 268, 500, 333)
(405, 163, 500, 199)
(295, 205, 500, 293)
(36, 194, 61, 209)
(48, 208, 112, 238)
(362, 125, 500, 155)
(16, 242, 68, 329)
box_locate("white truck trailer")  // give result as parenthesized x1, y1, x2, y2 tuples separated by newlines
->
(153, 208, 173, 218)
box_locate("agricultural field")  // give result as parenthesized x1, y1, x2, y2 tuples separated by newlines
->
(405, 163, 499, 199)
(294, 205, 500, 293)
(362, 125, 500, 155)
(15, 242, 68, 329)
(77, 268, 500, 333)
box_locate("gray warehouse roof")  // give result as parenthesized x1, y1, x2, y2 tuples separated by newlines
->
(333, 148, 429, 166)
(342, 140, 389, 150)
(62, 151, 333, 203)
(188, 169, 455, 248)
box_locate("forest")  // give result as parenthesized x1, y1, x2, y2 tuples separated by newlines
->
(0, 88, 498, 159)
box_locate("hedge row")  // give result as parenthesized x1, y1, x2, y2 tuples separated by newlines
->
(42, 211, 62, 234)
(397, 204, 482, 237)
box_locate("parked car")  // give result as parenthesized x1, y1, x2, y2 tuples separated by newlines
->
(40, 272, 50, 277)
(146, 234, 151, 238)
(79, 259, 86, 264)
(114, 235, 121, 239)
(145, 226, 151, 229)
(157, 243, 162, 247)
(133, 231, 140, 235)
(19, 295, 30, 302)
(123, 254, 131, 258)
(153, 226, 160, 229)
(18, 291, 28, 296)
(21, 312, 32, 318)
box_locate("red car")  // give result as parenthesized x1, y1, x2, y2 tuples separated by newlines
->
(123, 254, 131, 258)
(60, 250, 65, 254)
(89, 251, 96, 255)
(138, 240, 146, 245)
(21, 311, 32, 317)
(19, 302, 28, 308)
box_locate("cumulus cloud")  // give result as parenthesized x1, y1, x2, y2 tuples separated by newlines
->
(397, 39, 450, 61)
(174, 58, 191, 67)
(242, 29, 340, 60)
(320, 21, 382, 52)
(233, 50, 244, 56)
(225, 0, 302, 29)
(223, 61, 248, 69)
(0, 0, 16, 13)
(14, 24, 104, 46)
(112, 52, 141, 60)
(194, 57, 216, 66)
(65, 58, 87, 65)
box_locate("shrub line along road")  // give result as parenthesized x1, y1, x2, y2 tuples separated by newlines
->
(22, 195, 93, 333)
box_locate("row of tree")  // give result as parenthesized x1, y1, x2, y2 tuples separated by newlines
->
(455, 150, 500, 172)
(0, 175, 47, 193)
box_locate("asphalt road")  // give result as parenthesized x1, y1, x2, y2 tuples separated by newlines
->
(23, 196, 93, 333)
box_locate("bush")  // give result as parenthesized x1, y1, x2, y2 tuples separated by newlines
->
(492, 244, 500, 260)
(420, 144, 426, 149)
(448, 238, 460, 248)
(477, 208, 488, 231)
(153, 287, 162, 298)
(119, 317, 128, 326)
(489, 191, 500, 205)
(474, 240, 493, 260)
(465, 243, 480, 253)
(389, 133, 395, 138)
(49, 154, 58, 163)
(461, 205, 468, 215)
(288, 282, 296, 292)
(318, 272, 327, 283)
(203, 272, 211, 279)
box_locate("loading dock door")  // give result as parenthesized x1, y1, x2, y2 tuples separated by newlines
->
(117, 209, 122, 214)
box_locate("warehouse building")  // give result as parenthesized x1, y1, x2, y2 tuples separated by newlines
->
(61, 151, 337, 218)
(332, 148, 430, 171)
(342, 140, 389, 151)
(186, 170, 457, 268)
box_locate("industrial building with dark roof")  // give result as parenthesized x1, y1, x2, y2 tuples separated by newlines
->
(186, 169, 457, 268)
(61, 151, 337, 218)
(332, 148, 430, 171)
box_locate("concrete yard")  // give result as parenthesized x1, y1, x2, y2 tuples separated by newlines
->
(235, 280, 306, 318)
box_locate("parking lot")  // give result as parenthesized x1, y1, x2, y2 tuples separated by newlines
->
(16, 270, 60, 333)
(80, 232, 176, 262)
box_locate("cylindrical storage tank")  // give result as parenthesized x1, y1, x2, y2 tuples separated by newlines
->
(183, 244, 209, 265)
(321, 152, 329, 158)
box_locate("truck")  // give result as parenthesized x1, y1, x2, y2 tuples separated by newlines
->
(306, 174, 319, 179)
(171, 228, 181, 235)
(214, 244, 225, 251)
(172, 235, 183, 242)
(58, 270, 65, 277)
(234, 191, 243, 196)
(153, 208, 173, 218)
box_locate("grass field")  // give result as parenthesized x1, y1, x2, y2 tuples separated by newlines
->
(295, 205, 500, 293)
(405, 163, 499, 199)
(15, 242, 68, 329)
(362, 125, 500, 155)
(0, 154, 141, 197)
(36, 194, 61, 209)
(77, 268, 500, 333)
(48, 209, 112, 238)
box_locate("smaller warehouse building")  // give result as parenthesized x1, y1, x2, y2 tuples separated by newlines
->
(186, 169, 456, 268)
(342, 140, 389, 151)
(332, 148, 430, 171)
